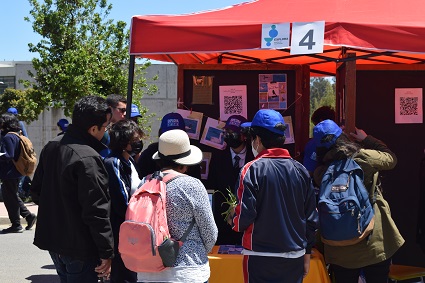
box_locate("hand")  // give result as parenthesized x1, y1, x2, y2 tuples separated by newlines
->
(95, 258, 112, 279)
(350, 127, 367, 142)
(303, 254, 311, 278)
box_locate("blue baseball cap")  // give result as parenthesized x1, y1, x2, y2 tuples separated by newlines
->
(160, 112, 185, 133)
(57, 118, 69, 131)
(7, 107, 18, 115)
(224, 115, 247, 133)
(130, 104, 142, 118)
(313, 119, 343, 149)
(241, 109, 286, 136)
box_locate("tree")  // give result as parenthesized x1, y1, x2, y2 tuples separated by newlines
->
(21, 0, 157, 130)
(309, 77, 336, 133)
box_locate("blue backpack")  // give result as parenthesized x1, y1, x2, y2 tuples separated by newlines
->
(318, 158, 375, 246)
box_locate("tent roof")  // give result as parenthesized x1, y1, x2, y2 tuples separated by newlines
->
(129, 0, 425, 76)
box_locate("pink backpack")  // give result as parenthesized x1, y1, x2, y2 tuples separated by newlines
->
(119, 171, 181, 272)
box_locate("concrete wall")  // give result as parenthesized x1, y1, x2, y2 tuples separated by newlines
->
(0, 61, 177, 157)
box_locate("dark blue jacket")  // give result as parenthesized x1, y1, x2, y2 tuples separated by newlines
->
(233, 148, 318, 254)
(0, 131, 22, 179)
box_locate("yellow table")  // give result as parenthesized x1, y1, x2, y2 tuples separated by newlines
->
(208, 246, 331, 283)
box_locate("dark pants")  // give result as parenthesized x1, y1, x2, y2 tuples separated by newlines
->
(110, 253, 137, 283)
(331, 258, 391, 283)
(1, 178, 31, 227)
(49, 252, 100, 283)
(243, 255, 304, 283)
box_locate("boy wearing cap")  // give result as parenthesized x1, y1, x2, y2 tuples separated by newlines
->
(130, 103, 142, 124)
(207, 114, 254, 245)
(230, 109, 318, 283)
(7, 107, 28, 137)
(137, 112, 201, 179)
(57, 118, 69, 136)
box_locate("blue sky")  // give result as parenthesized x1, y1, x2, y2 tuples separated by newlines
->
(1, 0, 246, 61)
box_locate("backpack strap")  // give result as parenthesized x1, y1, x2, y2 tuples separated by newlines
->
(179, 219, 196, 242)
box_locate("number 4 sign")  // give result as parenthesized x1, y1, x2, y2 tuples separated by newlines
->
(290, 21, 325, 55)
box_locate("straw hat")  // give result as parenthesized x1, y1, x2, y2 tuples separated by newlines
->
(152, 129, 202, 165)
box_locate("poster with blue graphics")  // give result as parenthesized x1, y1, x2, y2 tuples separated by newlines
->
(261, 23, 290, 49)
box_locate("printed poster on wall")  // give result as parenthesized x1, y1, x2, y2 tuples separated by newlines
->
(261, 23, 290, 49)
(192, 75, 213, 105)
(283, 116, 295, 144)
(219, 85, 248, 121)
(200, 117, 226, 150)
(259, 74, 287, 110)
(395, 88, 423, 124)
(176, 109, 203, 140)
(200, 152, 212, 180)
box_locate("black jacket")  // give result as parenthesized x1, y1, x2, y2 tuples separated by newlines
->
(207, 145, 254, 245)
(31, 125, 114, 260)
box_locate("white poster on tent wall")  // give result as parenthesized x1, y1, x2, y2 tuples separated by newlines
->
(219, 85, 247, 121)
(261, 23, 290, 49)
(395, 88, 423, 124)
(290, 21, 325, 55)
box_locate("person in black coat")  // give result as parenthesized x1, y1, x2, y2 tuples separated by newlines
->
(207, 115, 254, 245)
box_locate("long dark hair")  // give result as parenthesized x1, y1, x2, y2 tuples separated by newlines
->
(316, 133, 361, 164)
(0, 113, 21, 133)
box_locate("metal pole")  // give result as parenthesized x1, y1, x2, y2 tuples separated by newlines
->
(126, 55, 136, 119)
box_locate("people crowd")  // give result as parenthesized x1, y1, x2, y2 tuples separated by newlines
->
(0, 97, 404, 283)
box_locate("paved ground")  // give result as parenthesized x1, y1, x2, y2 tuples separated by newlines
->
(0, 201, 61, 283)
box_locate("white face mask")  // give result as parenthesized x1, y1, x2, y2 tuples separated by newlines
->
(251, 138, 259, 157)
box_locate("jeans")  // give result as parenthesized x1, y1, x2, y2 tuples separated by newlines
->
(49, 251, 100, 283)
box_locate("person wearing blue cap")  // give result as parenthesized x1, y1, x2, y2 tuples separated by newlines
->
(207, 114, 254, 245)
(137, 112, 201, 180)
(7, 107, 28, 137)
(130, 103, 142, 123)
(313, 120, 403, 283)
(228, 109, 319, 283)
(57, 118, 69, 136)
(302, 106, 336, 176)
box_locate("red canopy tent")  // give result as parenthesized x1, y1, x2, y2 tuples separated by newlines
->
(129, 0, 425, 76)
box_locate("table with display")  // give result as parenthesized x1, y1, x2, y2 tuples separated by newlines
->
(208, 246, 331, 283)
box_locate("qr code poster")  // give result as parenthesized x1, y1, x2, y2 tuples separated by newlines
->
(200, 117, 227, 150)
(219, 85, 247, 121)
(176, 109, 203, 140)
(395, 88, 423, 124)
(283, 116, 295, 144)
(258, 74, 287, 110)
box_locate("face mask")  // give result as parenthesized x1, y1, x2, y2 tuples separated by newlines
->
(224, 132, 243, 148)
(251, 138, 259, 157)
(127, 140, 144, 156)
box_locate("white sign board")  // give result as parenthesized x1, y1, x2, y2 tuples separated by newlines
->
(290, 21, 325, 55)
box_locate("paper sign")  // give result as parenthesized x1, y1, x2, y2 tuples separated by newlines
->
(261, 23, 290, 49)
(290, 21, 325, 55)
(219, 85, 248, 121)
(200, 118, 226, 150)
(395, 88, 423, 124)
(177, 109, 203, 140)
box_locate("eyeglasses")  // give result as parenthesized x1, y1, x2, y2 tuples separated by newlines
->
(114, 107, 126, 113)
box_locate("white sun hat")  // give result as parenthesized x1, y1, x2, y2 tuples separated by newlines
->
(152, 129, 202, 165)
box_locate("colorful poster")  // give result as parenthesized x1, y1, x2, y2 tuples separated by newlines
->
(261, 23, 290, 49)
(176, 109, 203, 140)
(395, 88, 423, 124)
(200, 117, 226, 150)
(258, 74, 287, 110)
(219, 85, 248, 121)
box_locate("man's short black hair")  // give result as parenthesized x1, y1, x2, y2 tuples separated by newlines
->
(251, 125, 287, 149)
(109, 119, 144, 152)
(72, 96, 111, 131)
(0, 113, 21, 133)
(311, 106, 336, 125)
(106, 94, 127, 108)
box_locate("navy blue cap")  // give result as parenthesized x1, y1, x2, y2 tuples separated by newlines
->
(57, 118, 69, 132)
(160, 112, 185, 133)
(241, 109, 286, 136)
(313, 119, 342, 149)
(224, 115, 247, 133)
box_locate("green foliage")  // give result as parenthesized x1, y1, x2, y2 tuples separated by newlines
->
(0, 88, 39, 123)
(21, 0, 157, 131)
(309, 77, 336, 134)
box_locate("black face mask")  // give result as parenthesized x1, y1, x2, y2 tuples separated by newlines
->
(224, 132, 243, 148)
(127, 140, 144, 156)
